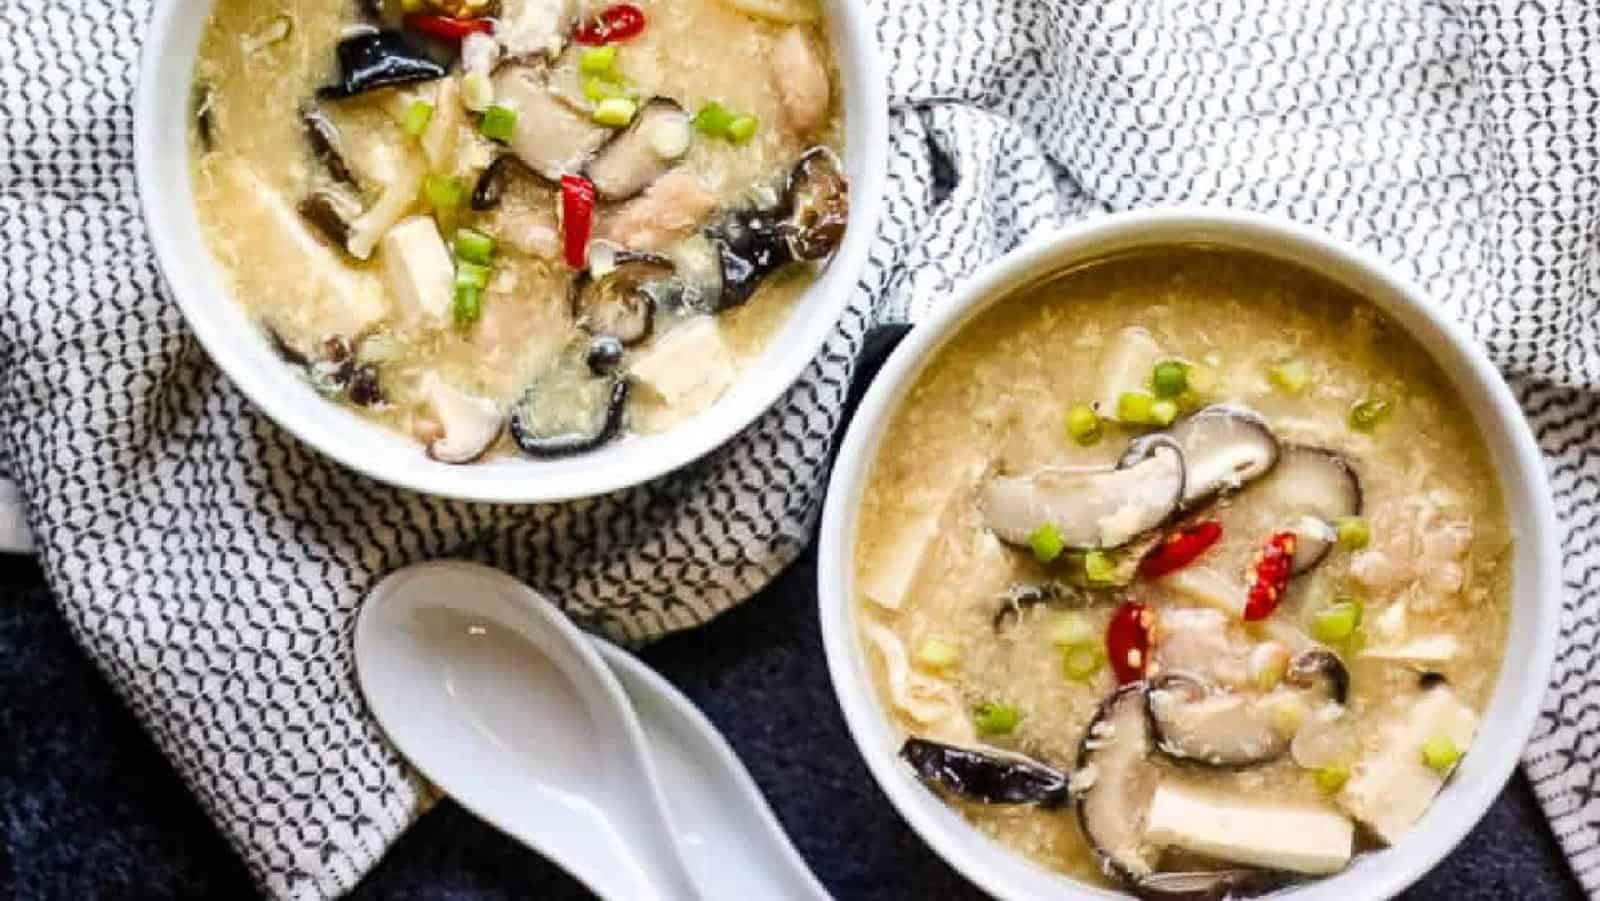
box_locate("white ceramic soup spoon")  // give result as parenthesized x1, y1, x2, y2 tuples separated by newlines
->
(354, 560, 830, 901)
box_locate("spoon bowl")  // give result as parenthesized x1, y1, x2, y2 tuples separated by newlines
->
(355, 561, 830, 901)
(354, 561, 698, 901)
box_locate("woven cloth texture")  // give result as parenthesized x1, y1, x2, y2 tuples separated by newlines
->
(2, 0, 1598, 897)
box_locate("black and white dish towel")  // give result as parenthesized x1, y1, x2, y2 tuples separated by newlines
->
(3, 0, 1598, 897)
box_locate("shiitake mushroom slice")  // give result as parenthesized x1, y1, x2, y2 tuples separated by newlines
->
(584, 98, 693, 202)
(193, 83, 216, 152)
(782, 145, 849, 261)
(704, 146, 851, 310)
(471, 153, 558, 211)
(571, 252, 674, 346)
(301, 104, 360, 189)
(899, 738, 1071, 807)
(298, 188, 363, 251)
(318, 29, 446, 100)
(509, 374, 630, 459)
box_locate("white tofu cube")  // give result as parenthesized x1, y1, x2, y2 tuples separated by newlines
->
(1145, 782, 1354, 875)
(630, 317, 735, 411)
(1338, 685, 1479, 844)
(380, 215, 456, 324)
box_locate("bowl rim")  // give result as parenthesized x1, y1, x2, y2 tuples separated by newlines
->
(817, 207, 1561, 901)
(133, 0, 889, 505)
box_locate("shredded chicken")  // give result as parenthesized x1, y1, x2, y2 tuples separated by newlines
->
(772, 27, 831, 135)
(599, 170, 719, 251)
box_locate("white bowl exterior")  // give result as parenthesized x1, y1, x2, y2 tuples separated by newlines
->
(818, 209, 1561, 901)
(135, 0, 887, 504)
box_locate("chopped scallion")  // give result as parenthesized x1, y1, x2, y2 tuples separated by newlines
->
(1061, 644, 1104, 681)
(401, 99, 435, 138)
(1149, 398, 1179, 426)
(1421, 735, 1463, 773)
(1269, 359, 1312, 395)
(480, 104, 518, 142)
(1028, 523, 1064, 564)
(914, 638, 960, 669)
(424, 174, 466, 210)
(453, 228, 495, 266)
(1083, 550, 1117, 584)
(1116, 390, 1155, 424)
(973, 702, 1021, 736)
(455, 260, 491, 291)
(1314, 765, 1350, 793)
(726, 113, 759, 143)
(692, 101, 737, 136)
(1065, 404, 1102, 446)
(1310, 598, 1363, 644)
(1335, 516, 1371, 550)
(579, 45, 619, 75)
(592, 96, 638, 127)
(583, 75, 631, 103)
(1349, 397, 1392, 432)
(452, 284, 482, 327)
(1049, 612, 1096, 648)
(1152, 359, 1188, 397)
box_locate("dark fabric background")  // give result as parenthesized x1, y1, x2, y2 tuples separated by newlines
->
(0, 329, 1583, 899)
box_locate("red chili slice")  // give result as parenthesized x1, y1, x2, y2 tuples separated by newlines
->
(574, 3, 647, 44)
(404, 13, 495, 41)
(1106, 601, 1155, 684)
(1243, 531, 1298, 621)
(560, 174, 597, 269)
(1138, 520, 1223, 580)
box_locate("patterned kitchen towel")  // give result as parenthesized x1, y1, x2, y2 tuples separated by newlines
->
(2, 0, 1598, 897)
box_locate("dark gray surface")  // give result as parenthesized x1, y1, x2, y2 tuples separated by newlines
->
(0, 546, 1583, 900)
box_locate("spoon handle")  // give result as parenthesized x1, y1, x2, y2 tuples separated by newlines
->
(594, 641, 833, 901)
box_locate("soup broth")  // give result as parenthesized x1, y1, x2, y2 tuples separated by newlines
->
(191, 0, 847, 462)
(854, 247, 1510, 892)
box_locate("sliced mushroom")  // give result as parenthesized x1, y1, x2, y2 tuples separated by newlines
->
(1286, 648, 1349, 704)
(193, 83, 216, 152)
(707, 206, 791, 310)
(1123, 405, 1279, 509)
(899, 738, 1071, 807)
(1253, 445, 1363, 573)
(1147, 674, 1291, 767)
(571, 252, 673, 346)
(318, 29, 447, 100)
(492, 65, 610, 182)
(981, 437, 1184, 550)
(423, 377, 505, 464)
(298, 188, 364, 251)
(783, 146, 848, 260)
(1146, 650, 1350, 767)
(585, 335, 626, 375)
(472, 153, 556, 211)
(301, 105, 360, 189)
(991, 582, 1078, 631)
(1135, 869, 1290, 901)
(584, 98, 692, 202)
(704, 147, 851, 309)
(509, 374, 630, 458)
(1077, 683, 1162, 883)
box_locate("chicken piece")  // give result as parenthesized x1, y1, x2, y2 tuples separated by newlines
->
(1349, 548, 1413, 592)
(771, 27, 830, 135)
(494, 207, 562, 260)
(1152, 607, 1253, 688)
(599, 169, 718, 251)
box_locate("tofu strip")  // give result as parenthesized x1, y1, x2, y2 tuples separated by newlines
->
(1145, 782, 1354, 875)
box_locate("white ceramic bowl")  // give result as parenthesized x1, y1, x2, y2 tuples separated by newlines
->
(134, 1, 887, 504)
(818, 209, 1560, 900)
